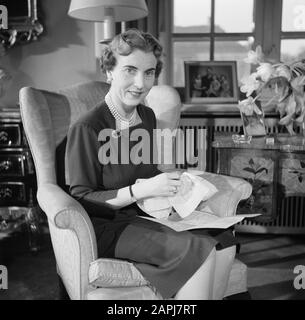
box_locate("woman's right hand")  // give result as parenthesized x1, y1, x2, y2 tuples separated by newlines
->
(132, 171, 182, 199)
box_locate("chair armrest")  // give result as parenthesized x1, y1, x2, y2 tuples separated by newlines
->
(37, 183, 98, 299)
(37, 183, 82, 223)
(37, 182, 97, 257)
(202, 172, 252, 200)
(200, 172, 252, 217)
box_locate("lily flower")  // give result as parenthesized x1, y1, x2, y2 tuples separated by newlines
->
(256, 63, 274, 82)
(240, 73, 260, 97)
(274, 64, 291, 81)
(244, 45, 264, 64)
(241, 46, 305, 135)
(291, 75, 305, 94)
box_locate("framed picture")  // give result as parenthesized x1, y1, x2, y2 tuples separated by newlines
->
(184, 61, 239, 104)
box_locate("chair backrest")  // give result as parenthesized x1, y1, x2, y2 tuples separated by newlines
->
(19, 81, 181, 188)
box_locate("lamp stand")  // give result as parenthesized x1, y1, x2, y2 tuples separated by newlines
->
(102, 7, 115, 42)
(95, 7, 115, 55)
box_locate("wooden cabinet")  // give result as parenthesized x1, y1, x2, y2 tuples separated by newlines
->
(212, 132, 305, 225)
(0, 108, 40, 251)
(179, 110, 305, 233)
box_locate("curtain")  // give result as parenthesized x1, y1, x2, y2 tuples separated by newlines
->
(125, 0, 158, 37)
(125, 0, 172, 84)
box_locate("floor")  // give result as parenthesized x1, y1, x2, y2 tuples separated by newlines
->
(0, 230, 305, 300)
(237, 233, 305, 300)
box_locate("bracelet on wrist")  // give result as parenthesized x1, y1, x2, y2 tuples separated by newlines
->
(129, 185, 137, 202)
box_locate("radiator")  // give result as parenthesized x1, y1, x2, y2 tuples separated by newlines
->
(178, 116, 305, 234)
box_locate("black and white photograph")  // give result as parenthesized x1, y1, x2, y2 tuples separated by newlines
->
(1, 0, 305, 305)
(185, 61, 238, 104)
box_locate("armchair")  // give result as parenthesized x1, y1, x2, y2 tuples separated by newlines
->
(19, 81, 252, 300)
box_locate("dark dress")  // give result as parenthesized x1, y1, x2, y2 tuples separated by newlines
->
(65, 101, 236, 299)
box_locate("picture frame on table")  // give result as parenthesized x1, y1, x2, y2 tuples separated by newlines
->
(184, 61, 239, 104)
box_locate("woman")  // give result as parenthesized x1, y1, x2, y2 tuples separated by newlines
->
(192, 73, 203, 97)
(66, 29, 236, 300)
(208, 74, 221, 97)
(220, 74, 231, 97)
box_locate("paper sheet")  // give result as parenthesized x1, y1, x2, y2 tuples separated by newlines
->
(140, 208, 260, 232)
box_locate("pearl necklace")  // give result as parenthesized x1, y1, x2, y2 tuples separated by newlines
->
(105, 93, 137, 131)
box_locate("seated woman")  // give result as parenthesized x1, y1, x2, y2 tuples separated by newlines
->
(66, 29, 236, 300)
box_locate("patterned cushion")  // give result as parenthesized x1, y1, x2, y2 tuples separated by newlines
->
(89, 258, 149, 288)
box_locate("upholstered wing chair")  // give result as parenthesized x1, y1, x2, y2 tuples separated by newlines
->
(19, 81, 252, 300)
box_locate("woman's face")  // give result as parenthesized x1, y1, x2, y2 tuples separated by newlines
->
(107, 49, 157, 112)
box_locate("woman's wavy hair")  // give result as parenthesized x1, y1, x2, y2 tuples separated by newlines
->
(100, 29, 163, 78)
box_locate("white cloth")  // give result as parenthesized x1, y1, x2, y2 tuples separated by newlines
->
(137, 172, 218, 219)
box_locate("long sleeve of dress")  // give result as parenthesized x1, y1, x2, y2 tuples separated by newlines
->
(66, 122, 119, 210)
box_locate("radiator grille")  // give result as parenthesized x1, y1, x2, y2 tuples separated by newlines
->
(179, 117, 305, 234)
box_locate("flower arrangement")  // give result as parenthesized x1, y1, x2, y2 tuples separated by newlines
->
(238, 46, 305, 135)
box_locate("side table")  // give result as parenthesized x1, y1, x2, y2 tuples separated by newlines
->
(0, 107, 40, 251)
(212, 133, 305, 224)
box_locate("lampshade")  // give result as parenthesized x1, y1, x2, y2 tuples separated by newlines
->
(68, 0, 148, 22)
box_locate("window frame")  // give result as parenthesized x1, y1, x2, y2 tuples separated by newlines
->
(171, 0, 256, 87)
(172, 0, 255, 61)
(279, 0, 305, 62)
(169, 0, 305, 88)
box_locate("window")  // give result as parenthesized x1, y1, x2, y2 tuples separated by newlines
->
(172, 0, 255, 87)
(281, 0, 305, 63)
(171, 0, 305, 88)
